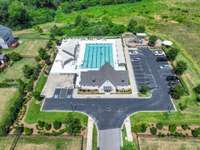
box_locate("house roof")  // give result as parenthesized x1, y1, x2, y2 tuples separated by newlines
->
(80, 63, 129, 87)
(0, 54, 6, 60)
(0, 25, 12, 38)
(0, 25, 15, 46)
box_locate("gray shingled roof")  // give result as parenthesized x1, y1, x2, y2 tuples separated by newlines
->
(80, 63, 129, 87)
(0, 25, 15, 46)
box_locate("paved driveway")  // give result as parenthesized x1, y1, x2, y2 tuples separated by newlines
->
(42, 48, 175, 150)
(42, 48, 175, 130)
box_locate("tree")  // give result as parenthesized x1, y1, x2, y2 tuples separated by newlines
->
(38, 120, 45, 128)
(194, 84, 200, 94)
(169, 124, 177, 133)
(170, 84, 185, 99)
(191, 128, 200, 137)
(53, 120, 62, 130)
(127, 19, 137, 33)
(175, 61, 187, 75)
(139, 84, 149, 95)
(38, 48, 50, 60)
(45, 123, 52, 131)
(23, 65, 34, 79)
(150, 127, 157, 135)
(156, 122, 163, 130)
(135, 25, 145, 33)
(7, 52, 22, 62)
(24, 127, 33, 135)
(8, 1, 31, 28)
(74, 15, 82, 26)
(166, 48, 179, 61)
(148, 35, 157, 46)
(0, 1, 9, 24)
(65, 114, 82, 135)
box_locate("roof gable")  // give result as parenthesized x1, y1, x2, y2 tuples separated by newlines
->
(80, 63, 129, 87)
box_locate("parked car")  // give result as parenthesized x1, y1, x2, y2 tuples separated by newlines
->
(156, 56, 168, 62)
(160, 64, 171, 70)
(154, 50, 165, 56)
(166, 75, 179, 81)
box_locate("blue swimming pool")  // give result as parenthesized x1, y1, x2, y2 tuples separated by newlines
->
(81, 43, 114, 69)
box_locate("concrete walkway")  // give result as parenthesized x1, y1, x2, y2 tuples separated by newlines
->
(122, 37, 138, 96)
(124, 117, 133, 142)
(86, 117, 94, 150)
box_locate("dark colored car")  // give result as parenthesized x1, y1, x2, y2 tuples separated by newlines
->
(156, 56, 168, 62)
(166, 75, 179, 81)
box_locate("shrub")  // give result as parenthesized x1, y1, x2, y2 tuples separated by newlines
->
(166, 47, 179, 61)
(181, 124, 189, 130)
(23, 65, 34, 79)
(169, 124, 177, 133)
(53, 121, 62, 130)
(175, 61, 187, 75)
(65, 114, 82, 135)
(196, 96, 200, 103)
(45, 123, 52, 131)
(24, 127, 33, 135)
(38, 120, 45, 128)
(170, 84, 185, 99)
(156, 122, 163, 130)
(133, 123, 148, 133)
(179, 103, 187, 111)
(150, 127, 157, 135)
(194, 84, 200, 94)
(191, 128, 200, 137)
(7, 52, 22, 62)
(148, 35, 157, 46)
(139, 84, 150, 95)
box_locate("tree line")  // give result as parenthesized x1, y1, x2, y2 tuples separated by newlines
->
(0, 0, 141, 29)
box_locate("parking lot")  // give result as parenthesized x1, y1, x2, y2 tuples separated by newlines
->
(129, 48, 175, 91)
(130, 49, 157, 90)
(53, 88, 73, 99)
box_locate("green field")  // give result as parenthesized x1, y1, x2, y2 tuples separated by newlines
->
(139, 137, 200, 150)
(0, 136, 85, 150)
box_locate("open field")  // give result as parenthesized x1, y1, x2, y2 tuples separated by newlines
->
(0, 136, 85, 150)
(139, 136, 200, 150)
(0, 88, 17, 124)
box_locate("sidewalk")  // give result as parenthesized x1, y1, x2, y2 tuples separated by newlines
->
(122, 37, 138, 96)
(124, 117, 133, 142)
(86, 117, 94, 150)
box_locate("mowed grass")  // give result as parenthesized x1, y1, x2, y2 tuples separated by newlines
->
(131, 112, 200, 127)
(0, 88, 17, 124)
(0, 31, 48, 82)
(0, 136, 84, 150)
(25, 98, 88, 126)
(0, 58, 36, 82)
(139, 137, 200, 150)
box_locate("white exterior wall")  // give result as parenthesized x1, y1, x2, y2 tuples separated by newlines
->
(99, 80, 116, 93)
(0, 38, 8, 49)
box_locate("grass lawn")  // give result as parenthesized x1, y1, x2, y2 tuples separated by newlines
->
(0, 58, 36, 82)
(131, 112, 200, 129)
(0, 88, 18, 125)
(139, 136, 200, 150)
(0, 136, 84, 150)
(25, 98, 88, 126)
(34, 73, 47, 93)
(92, 125, 98, 150)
